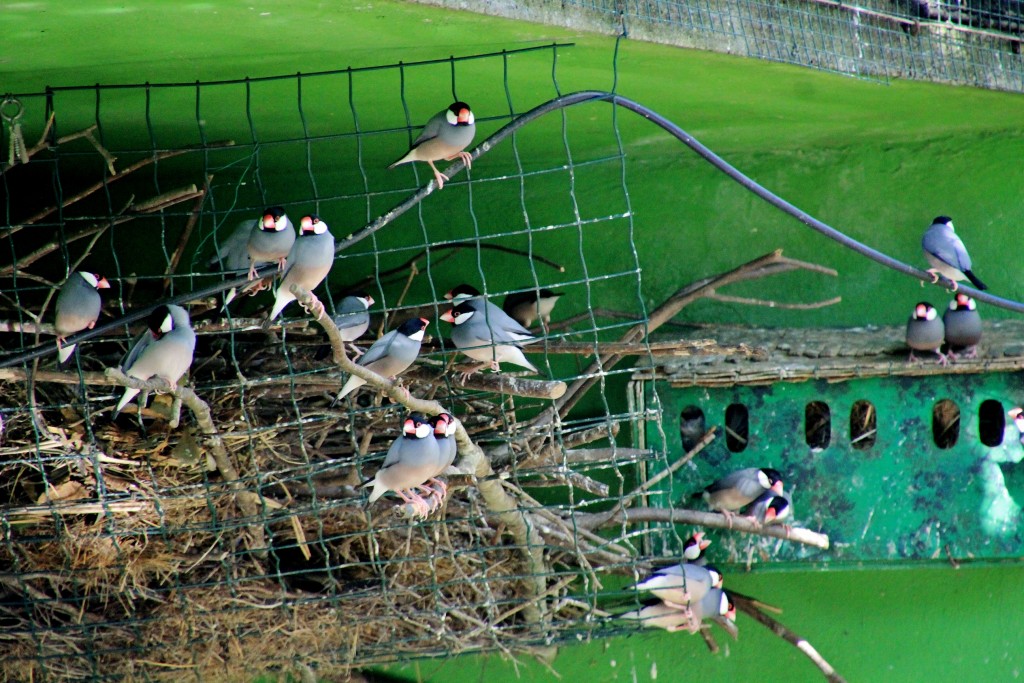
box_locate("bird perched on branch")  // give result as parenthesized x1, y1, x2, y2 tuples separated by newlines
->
(620, 589, 735, 634)
(333, 317, 429, 403)
(247, 206, 294, 279)
(692, 467, 783, 520)
(363, 412, 442, 518)
(744, 490, 793, 528)
(388, 101, 475, 190)
(333, 292, 374, 344)
(114, 304, 196, 415)
(631, 562, 723, 609)
(441, 301, 538, 374)
(426, 412, 458, 501)
(681, 531, 712, 566)
(54, 271, 110, 364)
(922, 215, 987, 291)
(906, 301, 946, 365)
(502, 288, 564, 328)
(943, 293, 981, 360)
(208, 219, 255, 307)
(268, 214, 335, 321)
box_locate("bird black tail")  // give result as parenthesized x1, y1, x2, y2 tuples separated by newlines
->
(964, 269, 987, 291)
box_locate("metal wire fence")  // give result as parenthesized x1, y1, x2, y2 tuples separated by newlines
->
(0, 43, 707, 681)
(421, 0, 1024, 90)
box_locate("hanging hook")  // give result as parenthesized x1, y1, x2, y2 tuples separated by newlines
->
(1, 95, 29, 165)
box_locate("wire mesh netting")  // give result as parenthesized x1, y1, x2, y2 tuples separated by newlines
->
(0, 43, 790, 680)
(432, 0, 1024, 91)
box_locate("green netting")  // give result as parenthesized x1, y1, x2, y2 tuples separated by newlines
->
(0, 43, 682, 681)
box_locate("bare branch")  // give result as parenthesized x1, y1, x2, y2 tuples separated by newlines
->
(705, 293, 842, 310)
(731, 590, 848, 683)
(576, 506, 830, 550)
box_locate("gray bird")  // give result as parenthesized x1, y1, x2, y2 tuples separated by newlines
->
(426, 412, 459, 500)
(743, 490, 793, 527)
(922, 216, 987, 291)
(441, 301, 538, 374)
(363, 412, 442, 518)
(631, 562, 723, 609)
(447, 285, 536, 340)
(332, 291, 374, 343)
(115, 304, 196, 415)
(906, 301, 947, 365)
(334, 317, 429, 402)
(247, 206, 295, 279)
(620, 590, 734, 634)
(388, 101, 475, 190)
(54, 271, 110, 363)
(943, 293, 982, 360)
(691, 467, 784, 519)
(207, 219, 254, 274)
(268, 214, 335, 321)
(502, 288, 564, 328)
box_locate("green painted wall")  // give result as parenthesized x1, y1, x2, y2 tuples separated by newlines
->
(5, 1, 1024, 681)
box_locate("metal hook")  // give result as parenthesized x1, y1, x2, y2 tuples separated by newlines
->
(1, 95, 29, 165)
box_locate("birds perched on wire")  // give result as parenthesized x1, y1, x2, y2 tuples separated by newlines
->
(268, 214, 335, 321)
(54, 271, 110, 364)
(943, 293, 981, 360)
(691, 467, 784, 520)
(334, 317, 429, 403)
(114, 304, 196, 416)
(388, 101, 475, 190)
(363, 412, 442, 518)
(502, 288, 563, 329)
(906, 301, 947, 365)
(922, 215, 987, 291)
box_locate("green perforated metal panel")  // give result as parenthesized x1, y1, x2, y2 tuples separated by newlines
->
(634, 372, 1024, 566)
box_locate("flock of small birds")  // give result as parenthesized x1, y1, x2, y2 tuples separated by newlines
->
(43, 101, 989, 638)
(620, 467, 790, 635)
(906, 216, 986, 365)
(47, 100, 568, 520)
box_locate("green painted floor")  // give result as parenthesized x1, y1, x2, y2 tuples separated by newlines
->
(5, 1, 1024, 681)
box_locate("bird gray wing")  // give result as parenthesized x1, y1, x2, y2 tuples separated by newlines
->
(208, 220, 255, 271)
(704, 468, 759, 495)
(55, 279, 101, 335)
(923, 225, 971, 270)
(357, 329, 400, 368)
(410, 110, 446, 148)
(120, 330, 154, 372)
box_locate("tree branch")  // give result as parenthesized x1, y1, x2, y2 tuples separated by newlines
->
(731, 590, 848, 683)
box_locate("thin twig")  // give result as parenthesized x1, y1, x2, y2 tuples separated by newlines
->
(731, 591, 847, 683)
(705, 293, 842, 310)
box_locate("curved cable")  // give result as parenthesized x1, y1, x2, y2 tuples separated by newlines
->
(4, 89, 1018, 369)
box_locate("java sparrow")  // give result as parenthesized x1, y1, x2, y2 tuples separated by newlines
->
(268, 215, 335, 321)
(906, 302, 947, 365)
(54, 271, 110, 363)
(446, 284, 536, 340)
(692, 467, 784, 519)
(115, 304, 196, 415)
(441, 301, 538, 374)
(363, 412, 442, 518)
(943, 293, 981, 360)
(631, 562, 723, 609)
(681, 531, 712, 566)
(425, 412, 459, 500)
(207, 219, 254, 274)
(332, 291, 374, 344)
(502, 288, 564, 329)
(744, 490, 793, 527)
(388, 101, 475, 190)
(620, 590, 735, 634)
(334, 317, 429, 403)
(922, 216, 987, 291)
(247, 207, 295, 279)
